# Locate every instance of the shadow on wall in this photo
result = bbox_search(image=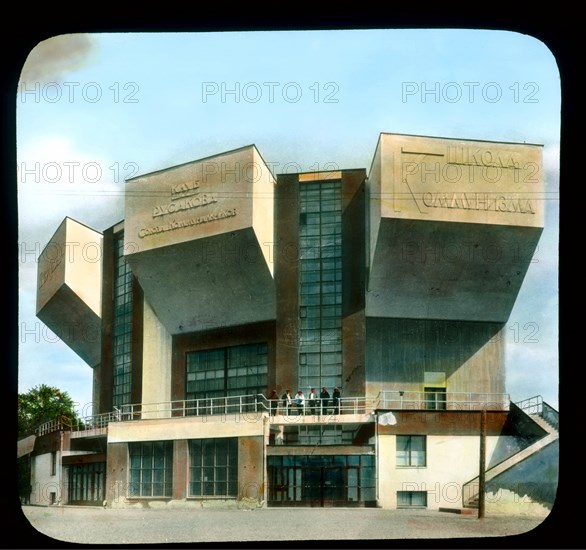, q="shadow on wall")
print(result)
[365,317,503,387]
[486,439,559,510]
